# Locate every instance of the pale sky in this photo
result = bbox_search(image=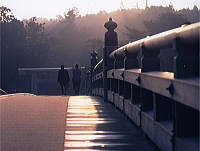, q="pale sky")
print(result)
[1,0,199,19]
